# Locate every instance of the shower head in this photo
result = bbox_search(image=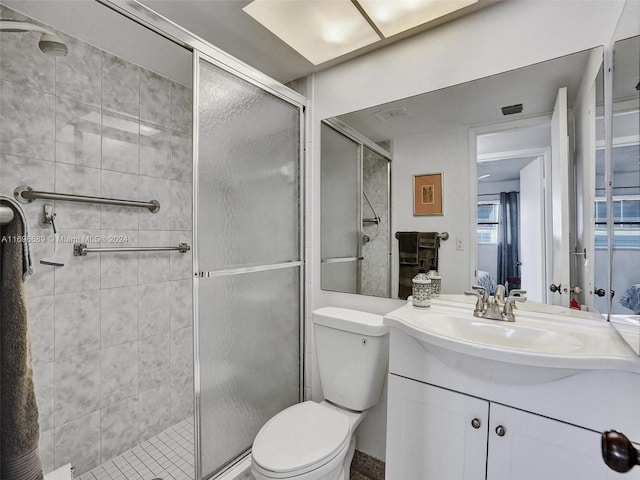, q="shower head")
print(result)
[0,20,68,56]
[38,33,68,56]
